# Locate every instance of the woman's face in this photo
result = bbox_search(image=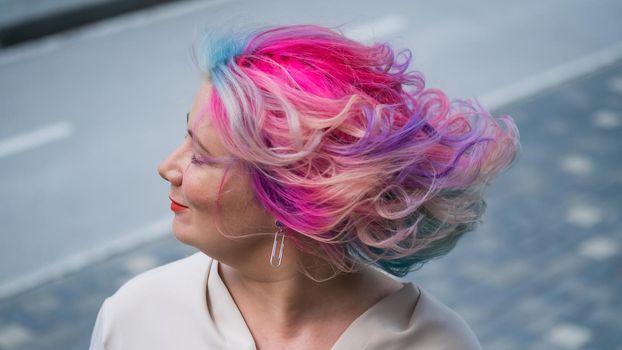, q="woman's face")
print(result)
[158,82,276,262]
